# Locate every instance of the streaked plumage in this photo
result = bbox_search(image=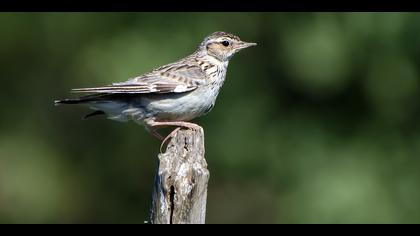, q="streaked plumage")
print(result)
[55,31,256,140]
